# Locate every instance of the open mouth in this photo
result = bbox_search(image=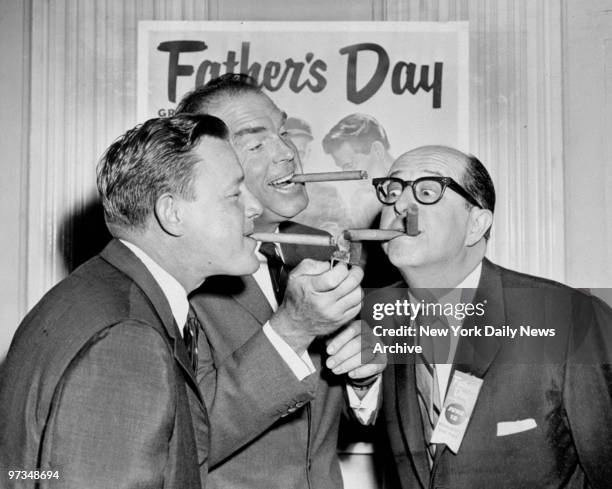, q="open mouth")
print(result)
[268,173,297,189]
